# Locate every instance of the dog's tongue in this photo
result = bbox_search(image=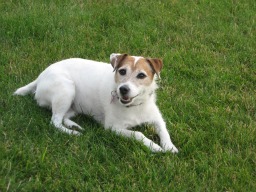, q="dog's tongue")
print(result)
[122,96,129,101]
